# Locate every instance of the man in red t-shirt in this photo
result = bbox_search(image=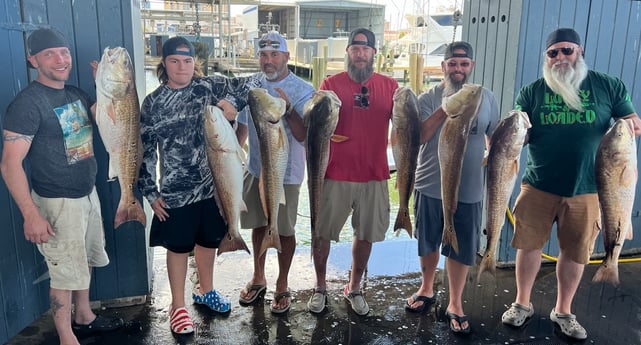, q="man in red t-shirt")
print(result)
[306,28,399,316]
